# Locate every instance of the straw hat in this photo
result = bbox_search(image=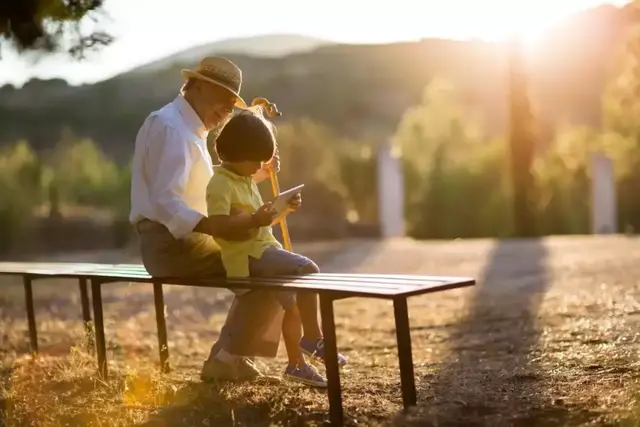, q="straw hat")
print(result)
[180,57,247,108]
